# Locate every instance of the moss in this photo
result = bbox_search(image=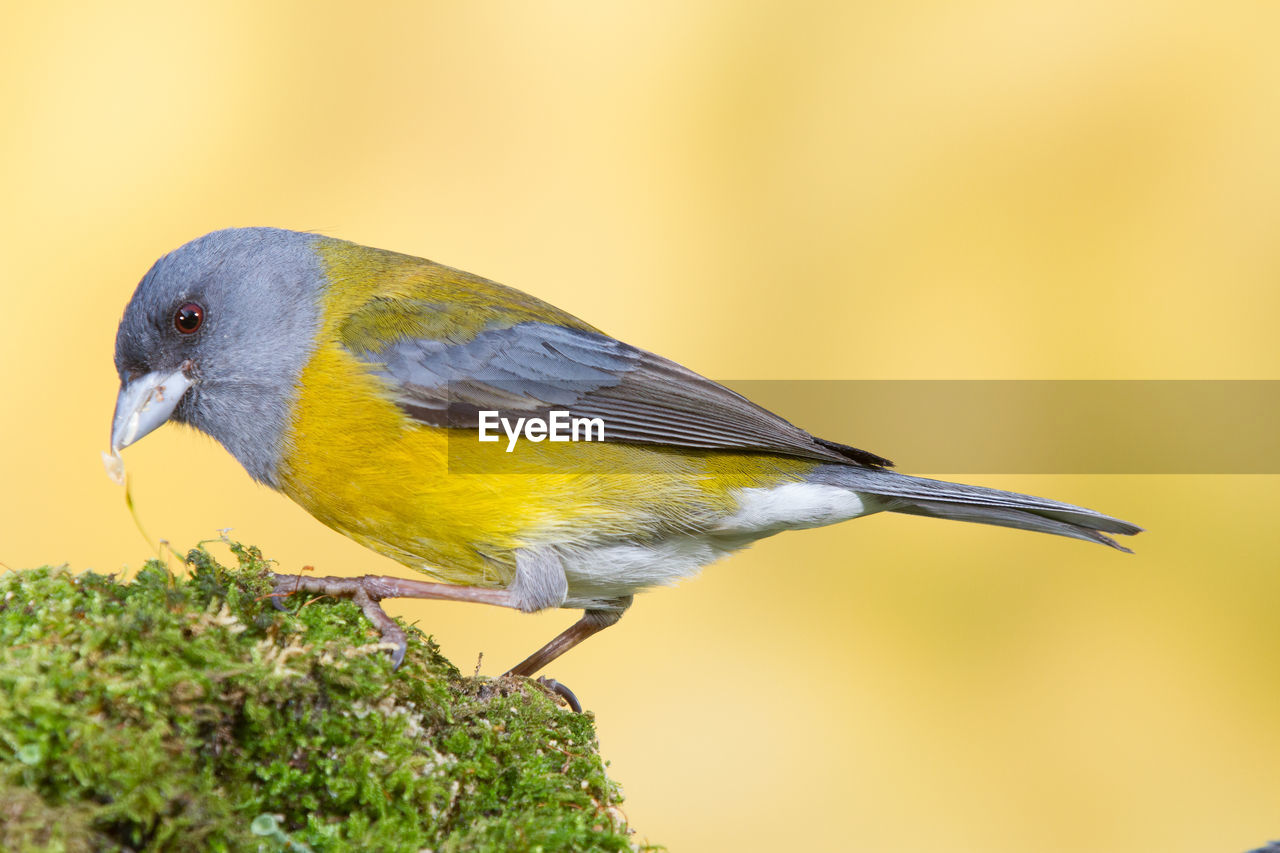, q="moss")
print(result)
[0,544,654,852]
